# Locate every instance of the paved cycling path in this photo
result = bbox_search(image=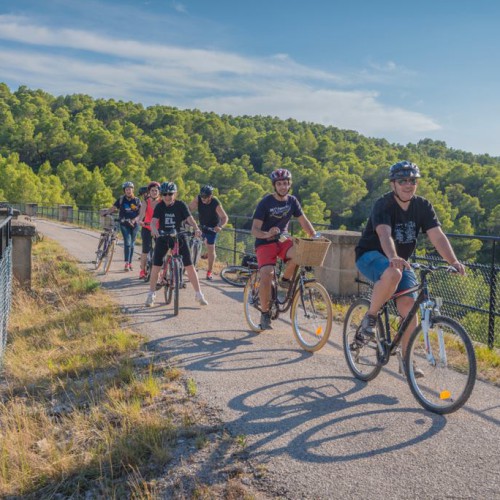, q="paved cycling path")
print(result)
[36,219,500,499]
